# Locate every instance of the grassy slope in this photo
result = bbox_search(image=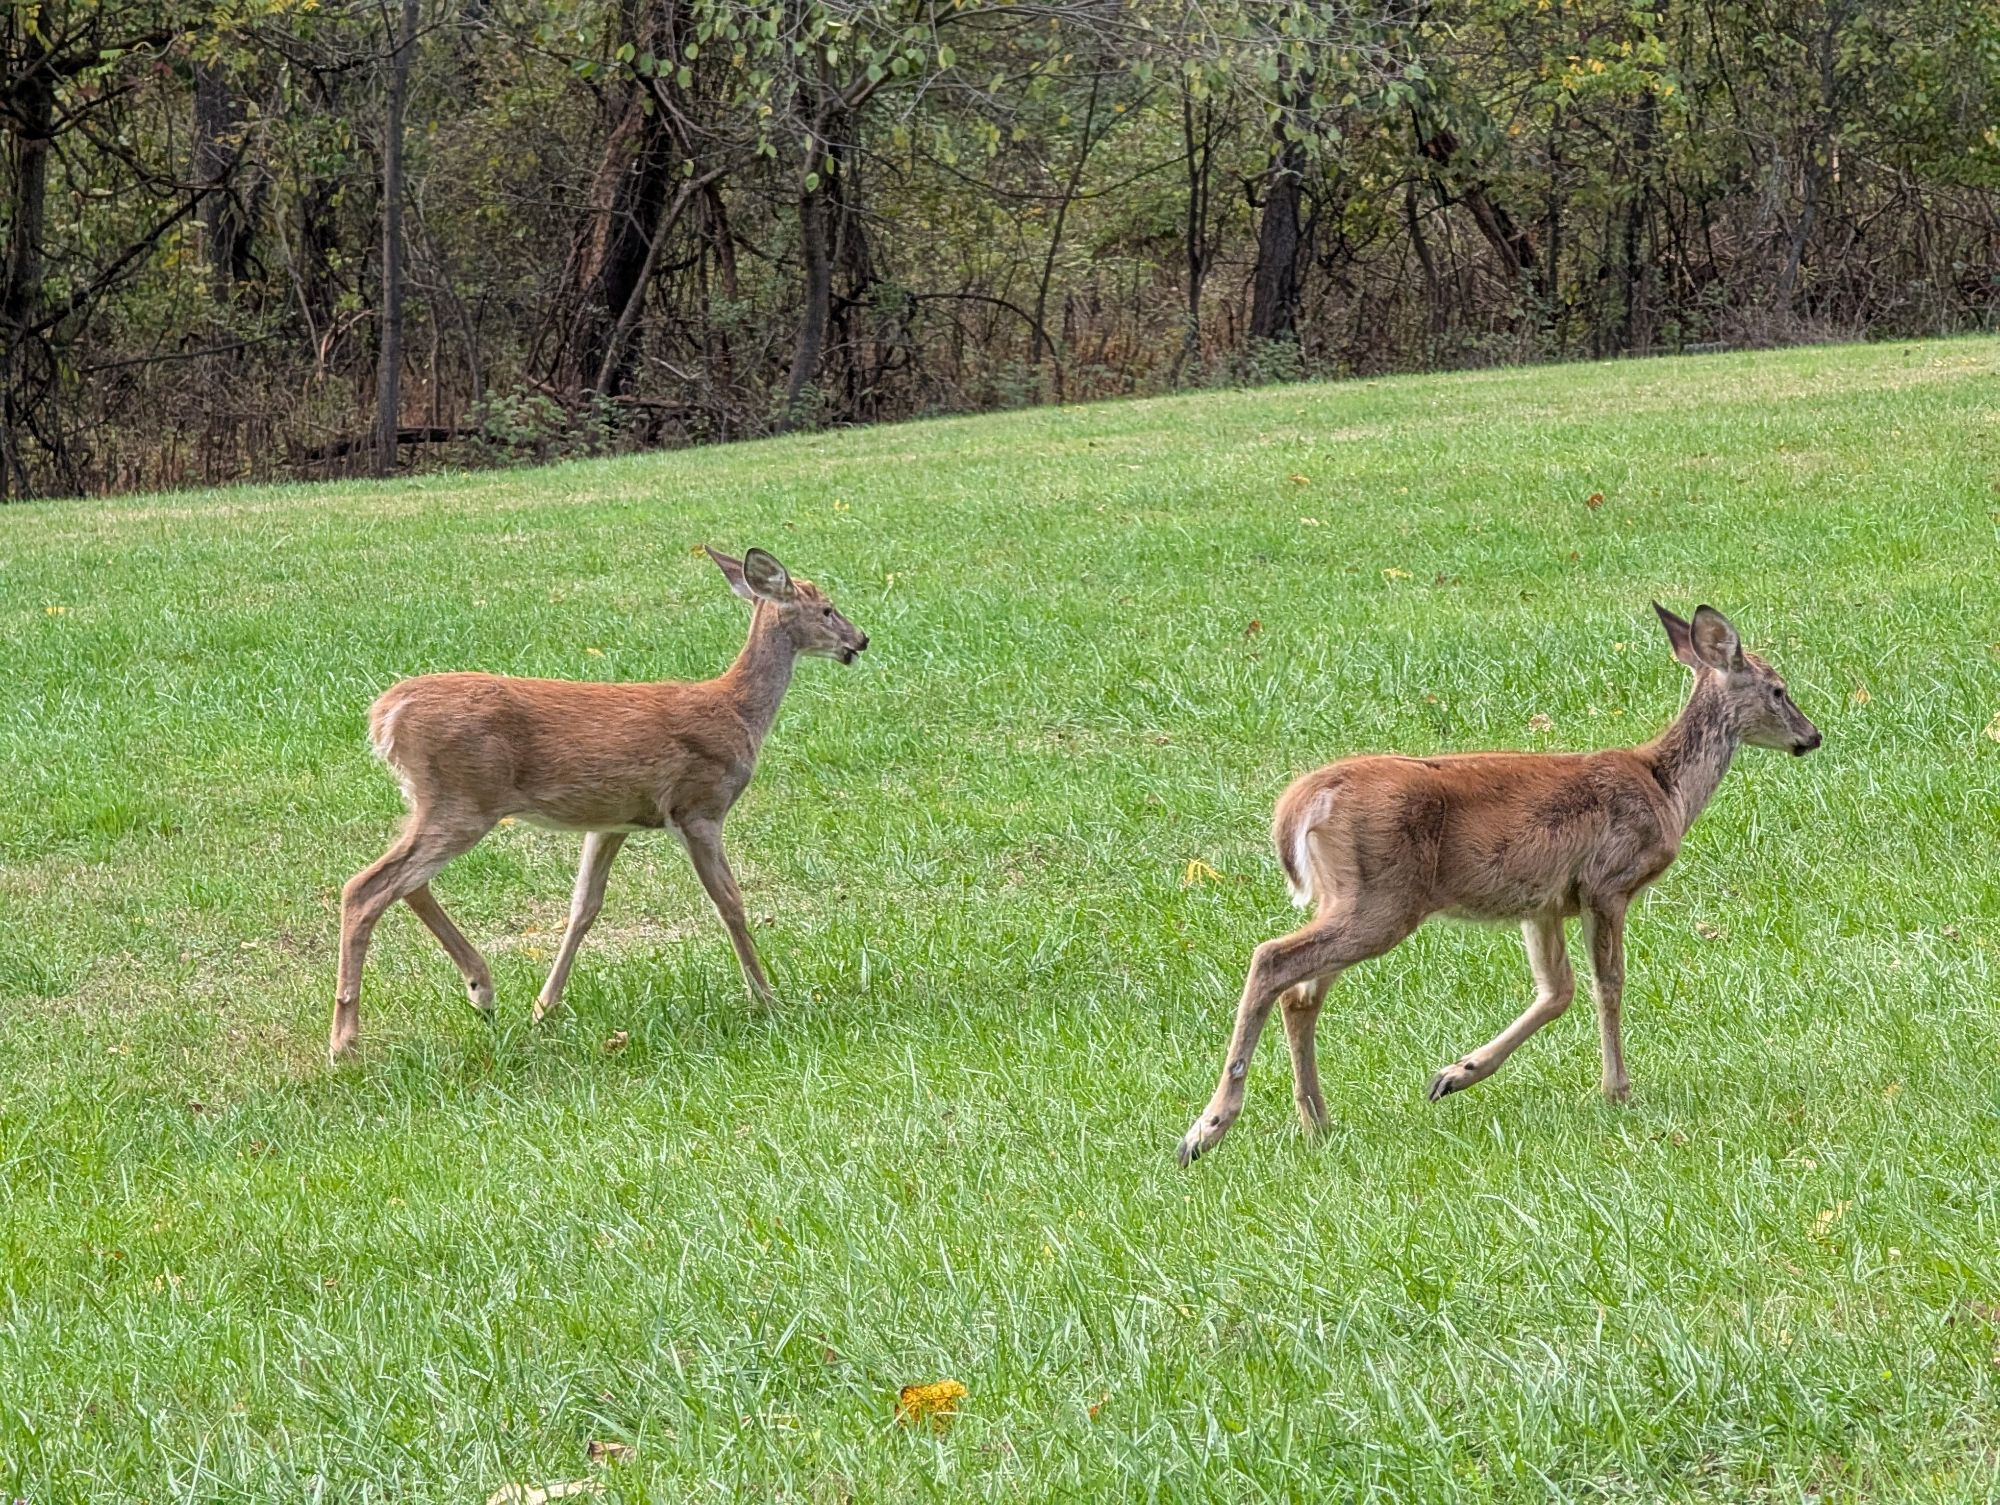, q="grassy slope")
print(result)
[1,340,1997,1501]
